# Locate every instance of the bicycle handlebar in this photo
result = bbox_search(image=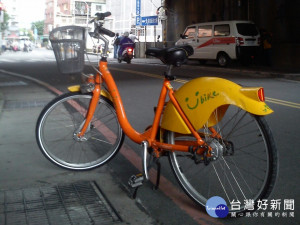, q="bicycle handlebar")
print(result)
[89,12,111,23]
[96,12,111,20]
[89,11,115,37]
[88,12,116,57]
